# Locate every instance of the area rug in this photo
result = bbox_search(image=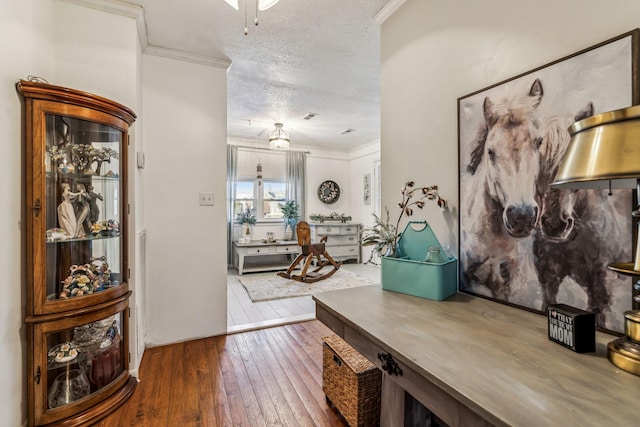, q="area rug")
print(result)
[238,269,377,302]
